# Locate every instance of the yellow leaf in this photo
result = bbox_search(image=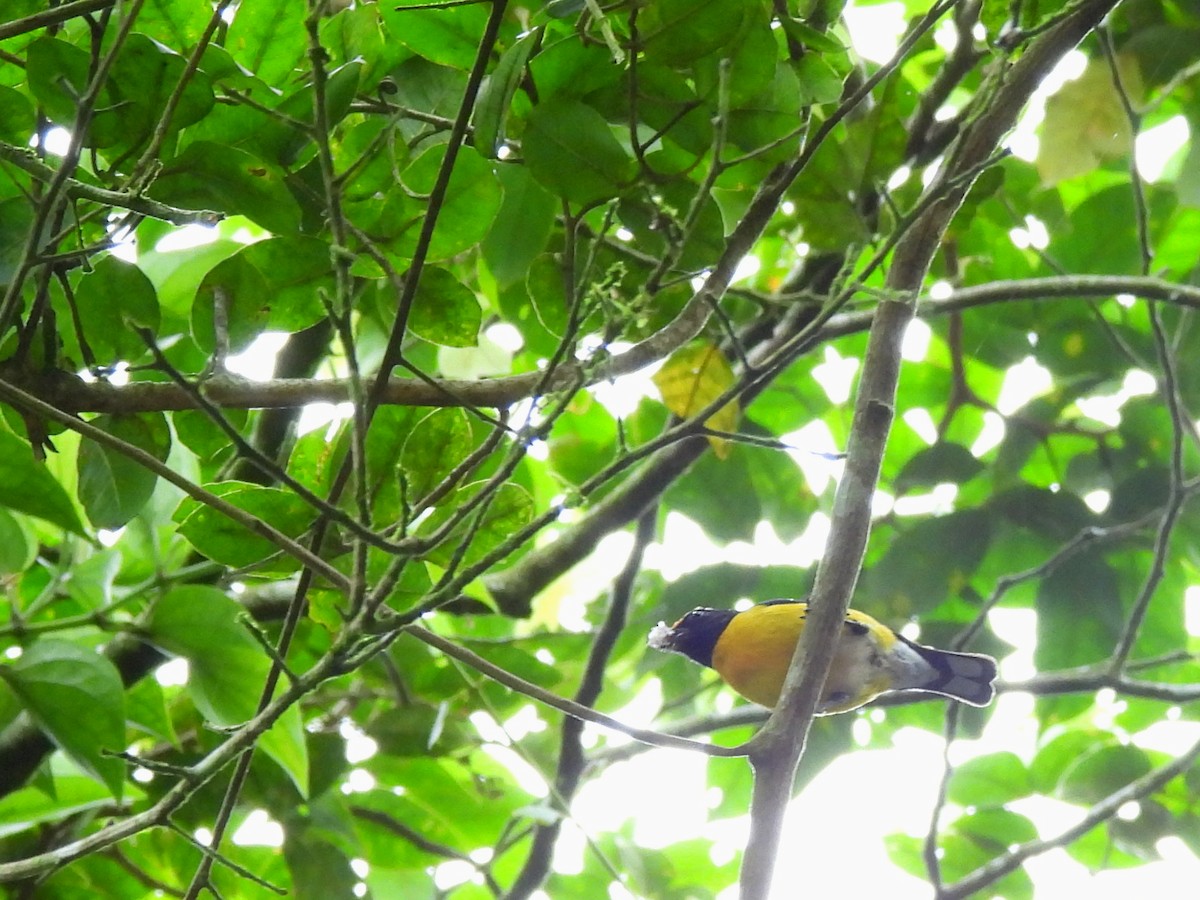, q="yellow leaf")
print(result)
[1036,54,1143,185]
[652,341,740,459]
